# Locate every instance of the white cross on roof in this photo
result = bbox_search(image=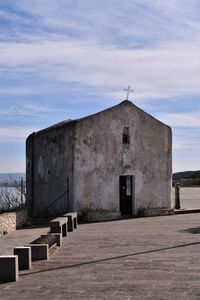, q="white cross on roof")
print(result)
[123,85,134,100]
